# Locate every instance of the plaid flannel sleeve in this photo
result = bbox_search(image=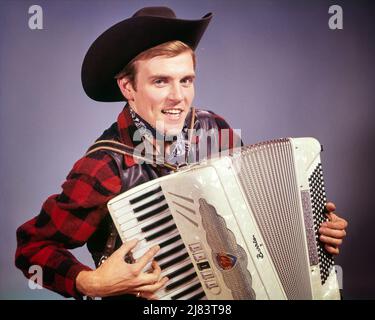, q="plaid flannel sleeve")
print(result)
[15,151,122,299]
